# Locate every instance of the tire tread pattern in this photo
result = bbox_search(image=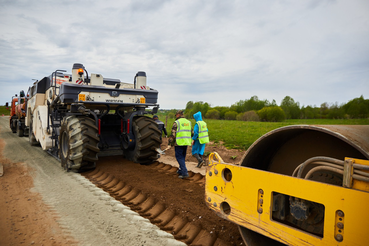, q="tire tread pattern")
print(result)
[124,116,161,164]
[59,116,100,172]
